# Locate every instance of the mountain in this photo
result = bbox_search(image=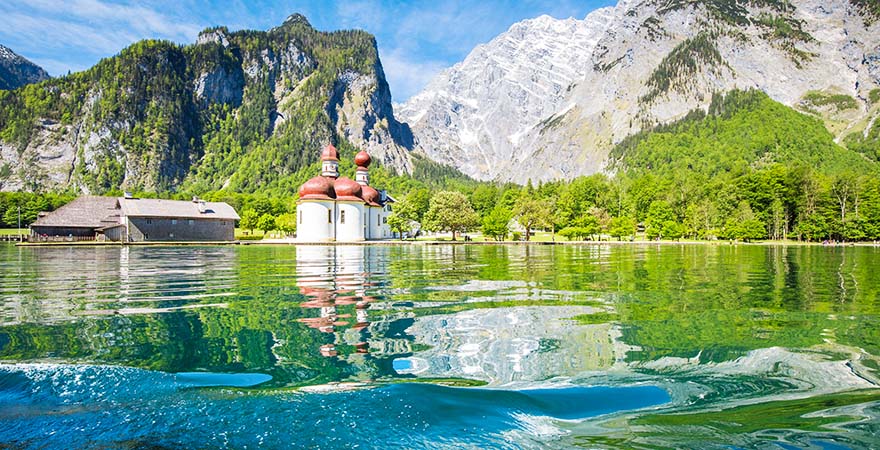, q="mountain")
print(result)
[399,0,880,183]
[0,44,49,90]
[0,14,413,194]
